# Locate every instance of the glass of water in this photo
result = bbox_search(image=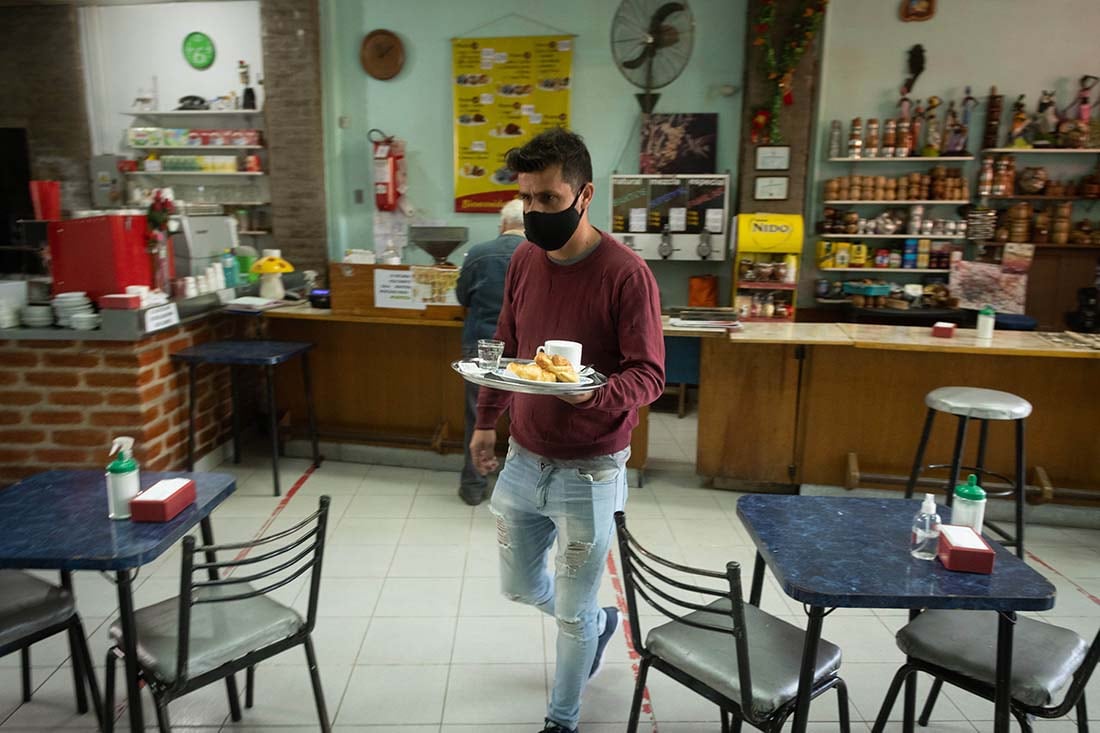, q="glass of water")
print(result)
[478,339,504,370]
